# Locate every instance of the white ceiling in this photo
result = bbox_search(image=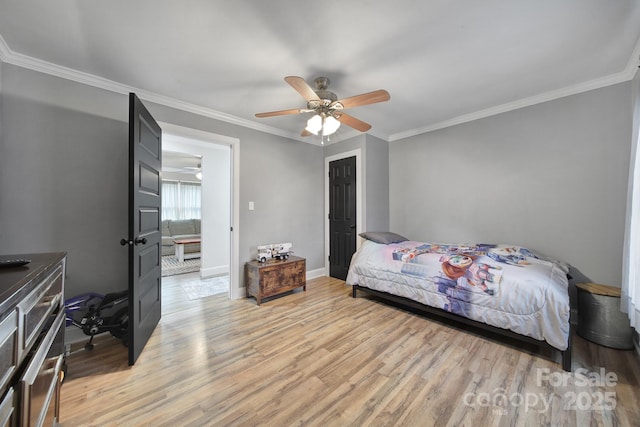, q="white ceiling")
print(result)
[1,1,639,144]
[163,151,201,175]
